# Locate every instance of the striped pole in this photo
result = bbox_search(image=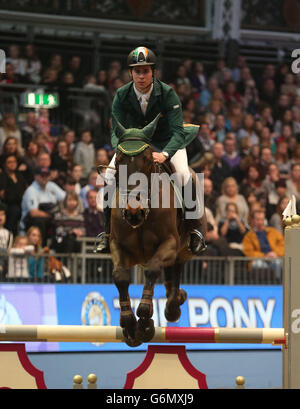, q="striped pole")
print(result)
[0,325,285,345]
